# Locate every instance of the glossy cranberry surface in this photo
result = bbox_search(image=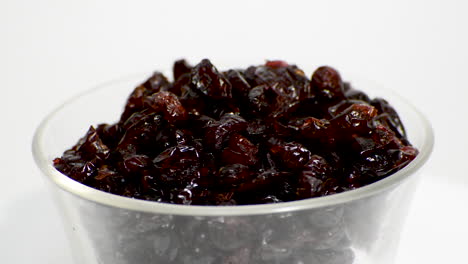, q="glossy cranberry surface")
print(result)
[54,59,418,205]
